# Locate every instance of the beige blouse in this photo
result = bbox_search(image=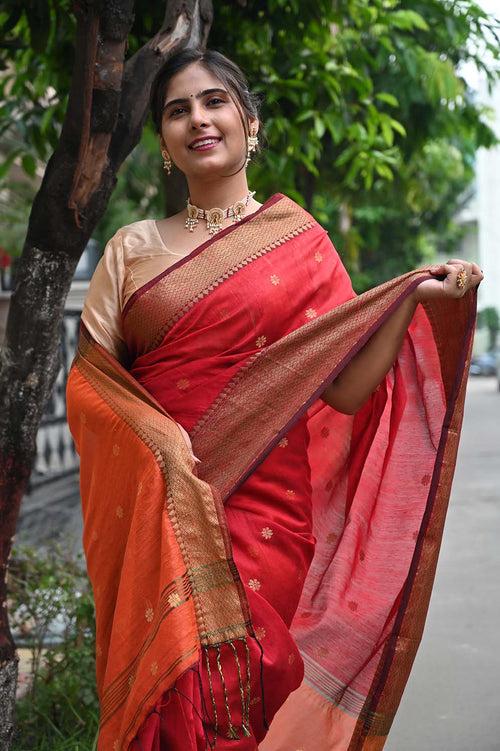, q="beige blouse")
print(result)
[81,219,200,462]
[81,219,189,361]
